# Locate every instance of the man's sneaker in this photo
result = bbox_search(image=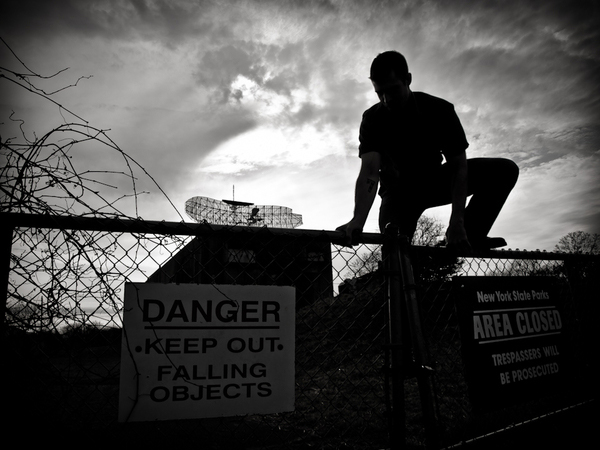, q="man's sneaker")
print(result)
[470,236,507,250]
